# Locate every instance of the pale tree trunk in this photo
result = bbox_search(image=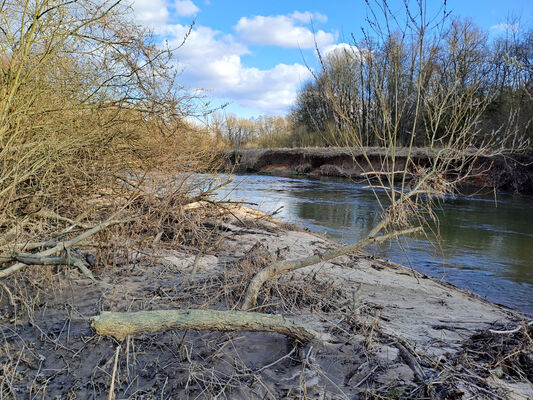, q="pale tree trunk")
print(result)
[91,309,331,343]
